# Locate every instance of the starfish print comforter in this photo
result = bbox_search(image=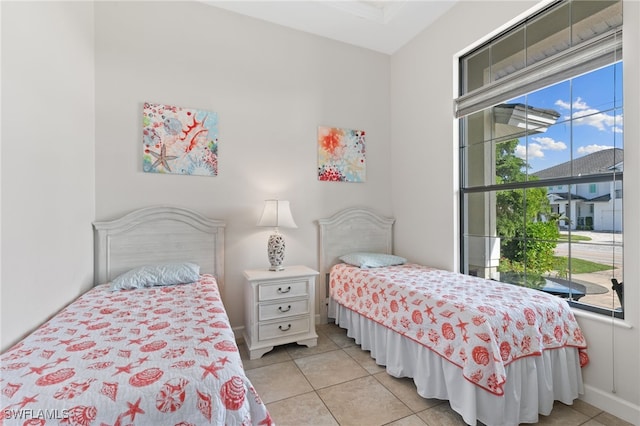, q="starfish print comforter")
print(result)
[330,263,589,396]
[0,275,272,426]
